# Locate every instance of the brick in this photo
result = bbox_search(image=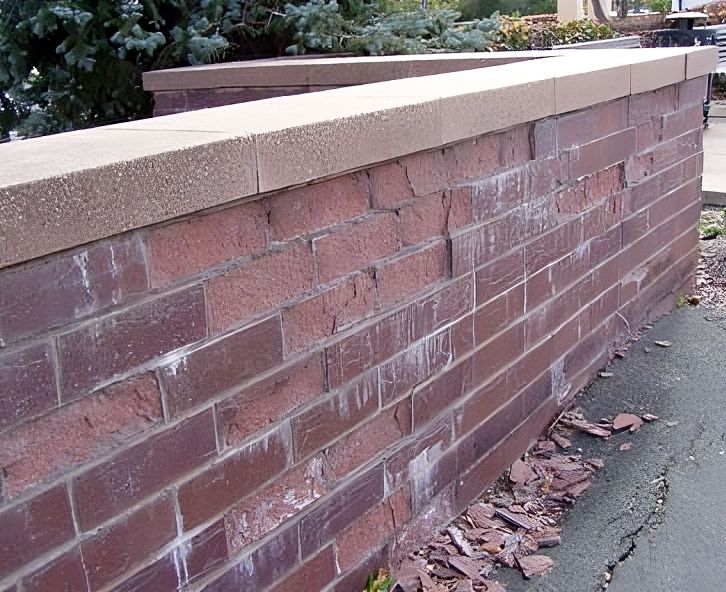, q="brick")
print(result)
[550,243,591,294]
[446,187,475,232]
[299,465,385,558]
[147,200,267,286]
[153,90,188,113]
[368,162,413,208]
[552,314,582,357]
[661,104,703,141]
[525,267,554,313]
[184,519,229,584]
[283,272,376,353]
[58,286,205,400]
[412,358,473,429]
[401,150,448,196]
[0,341,57,431]
[397,194,448,247]
[507,338,553,396]
[649,179,700,230]
[629,86,677,126]
[379,330,451,405]
[625,129,701,184]
[323,401,412,480]
[336,503,395,571]
[292,372,377,460]
[443,136,500,182]
[273,545,337,592]
[178,425,289,530]
[112,553,179,592]
[525,218,583,275]
[635,120,662,153]
[528,157,567,200]
[225,456,328,554]
[533,117,557,158]
[0,235,147,345]
[451,315,474,360]
[0,485,75,578]
[269,173,369,240]
[207,241,314,332]
[451,211,523,275]
[315,214,400,283]
[0,373,162,499]
[22,546,88,592]
[472,322,525,384]
[678,76,707,108]
[455,372,508,437]
[217,354,325,448]
[558,98,628,148]
[474,285,524,345]
[563,328,608,381]
[160,316,283,419]
[412,276,474,338]
[569,128,636,180]
[376,241,448,307]
[332,543,390,592]
[73,409,216,531]
[386,415,452,490]
[583,194,622,240]
[205,526,299,592]
[81,494,178,591]
[499,125,532,168]
[590,284,620,328]
[471,168,527,222]
[590,225,622,266]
